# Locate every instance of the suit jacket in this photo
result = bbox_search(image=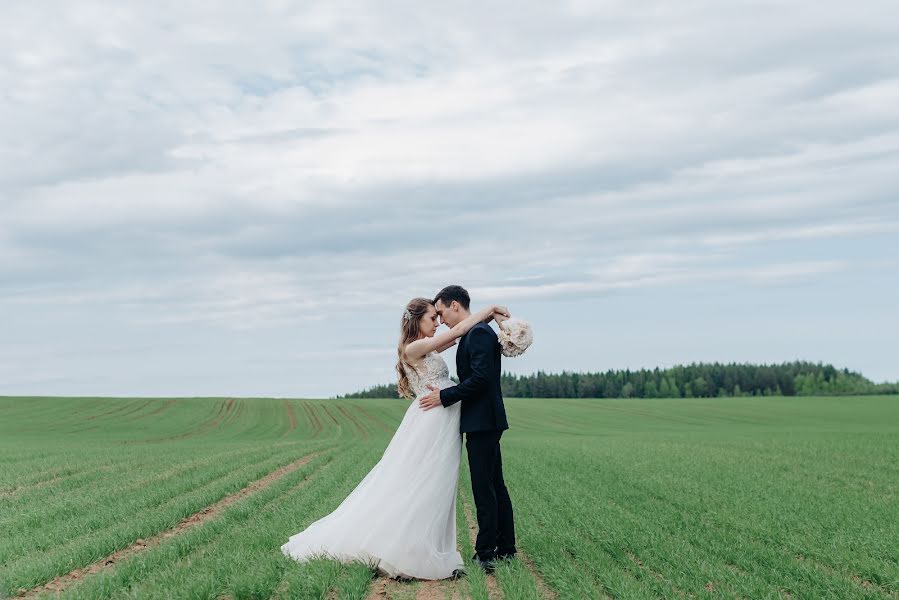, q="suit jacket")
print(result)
[439,322,509,433]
